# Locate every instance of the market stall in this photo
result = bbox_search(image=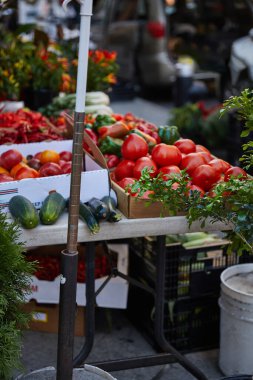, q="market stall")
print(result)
[17,214,231,380]
[0,1,253,380]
